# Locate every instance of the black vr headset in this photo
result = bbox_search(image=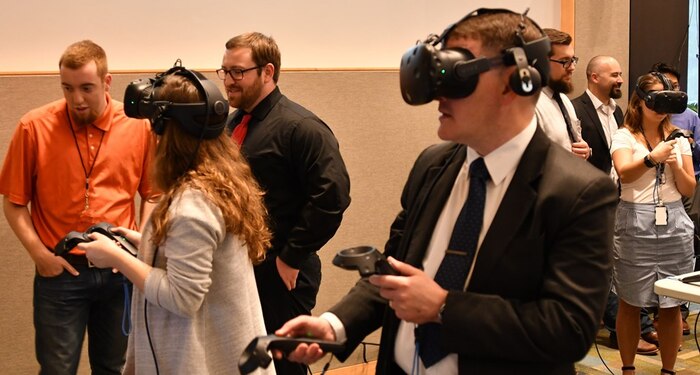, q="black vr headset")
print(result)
[124,61,229,139]
[635,71,688,114]
[399,8,551,105]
